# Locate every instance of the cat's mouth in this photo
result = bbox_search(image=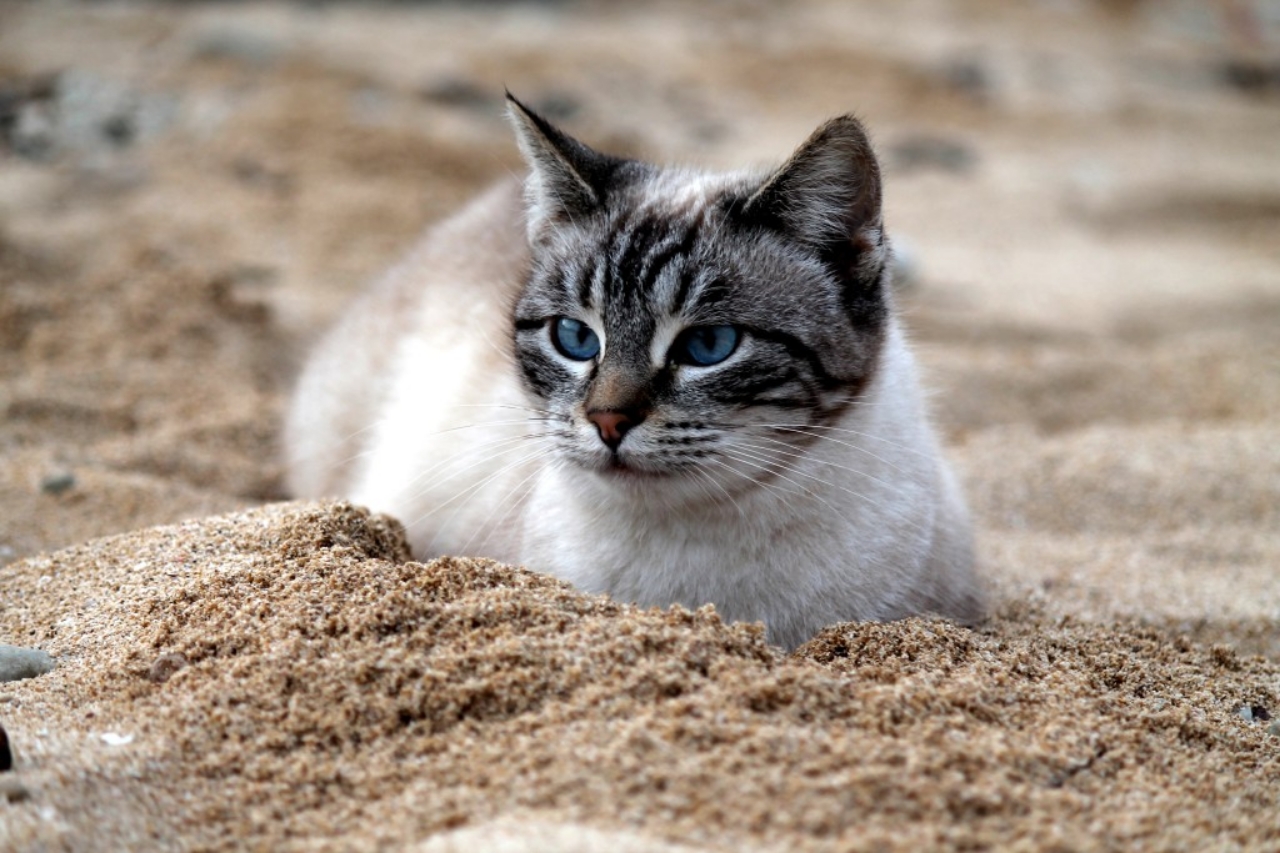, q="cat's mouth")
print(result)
[592,452,668,480]
[605,455,650,476]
